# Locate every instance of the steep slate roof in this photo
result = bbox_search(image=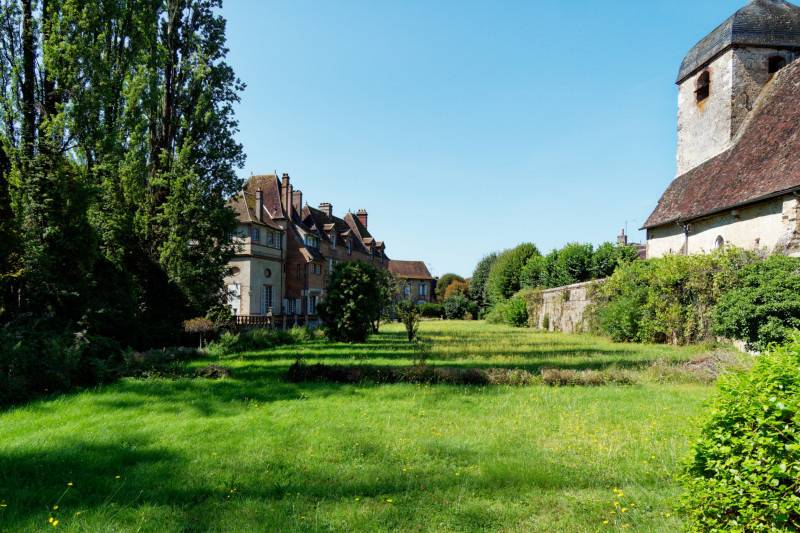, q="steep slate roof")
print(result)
[678,0,800,82]
[228,190,283,230]
[644,57,800,229]
[389,260,433,280]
